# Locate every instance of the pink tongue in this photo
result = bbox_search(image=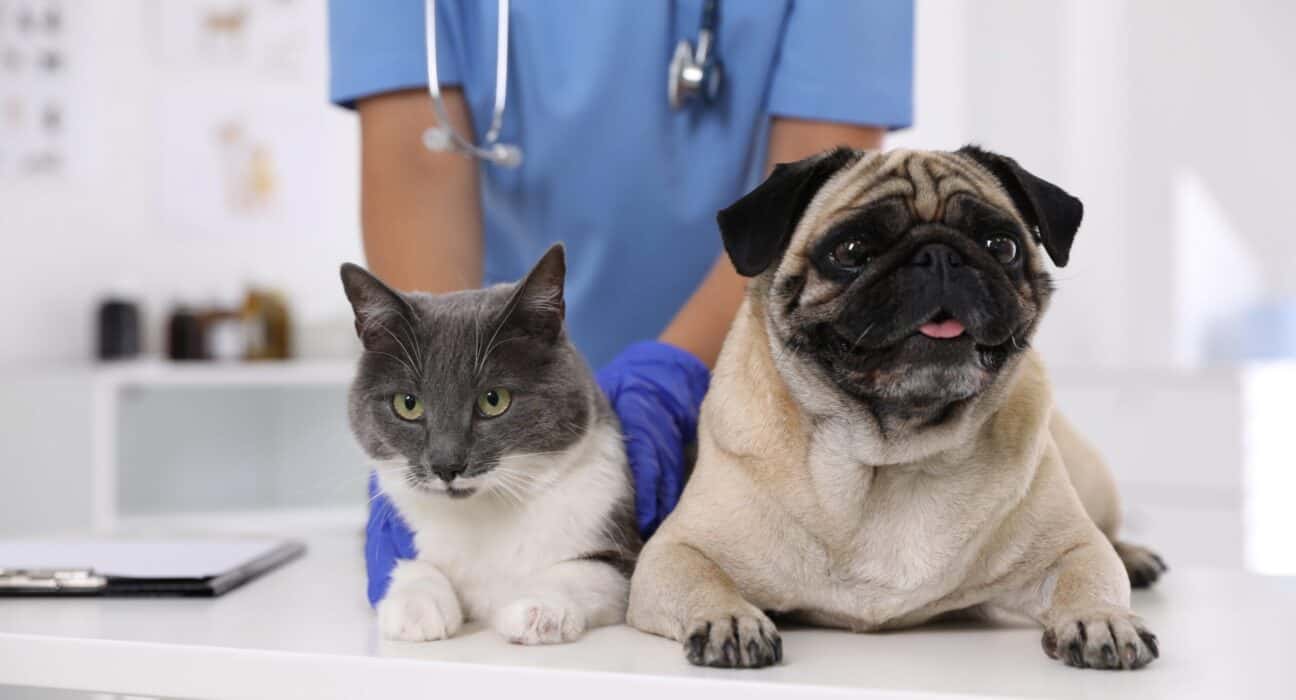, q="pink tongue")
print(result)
[919,318,966,339]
